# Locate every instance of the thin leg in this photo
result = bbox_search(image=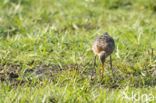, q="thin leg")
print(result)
[110,55,114,77]
[94,55,97,68]
[91,55,97,80]
[110,55,112,70]
[101,63,104,77]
